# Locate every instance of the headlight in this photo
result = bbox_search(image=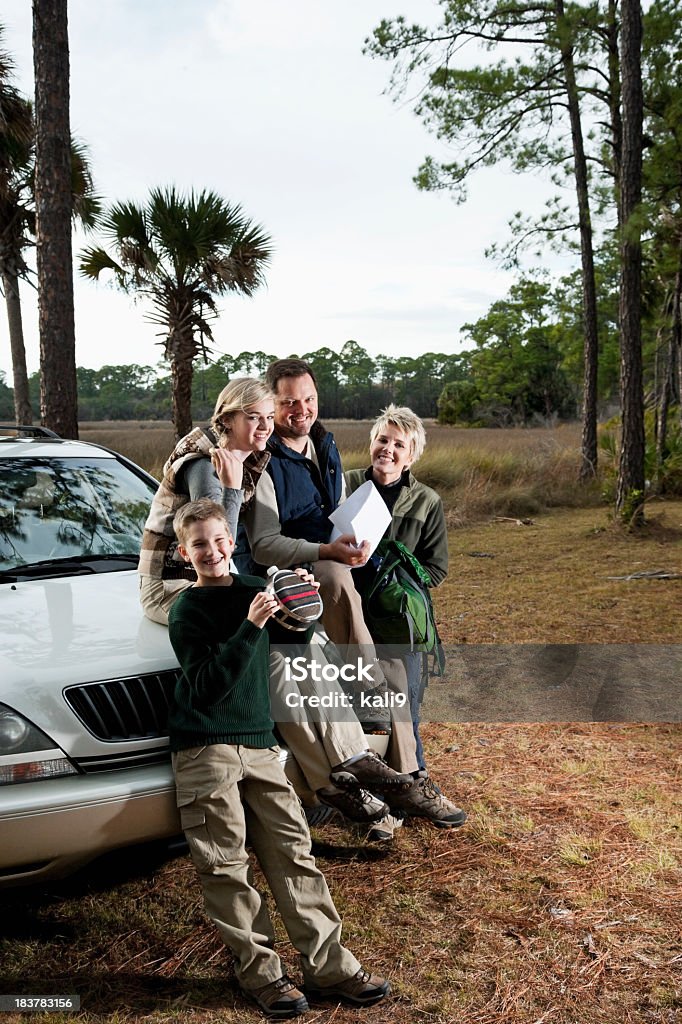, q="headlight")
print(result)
[0,711,30,750]
[0,707,54,754]
[0,704,78,784]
